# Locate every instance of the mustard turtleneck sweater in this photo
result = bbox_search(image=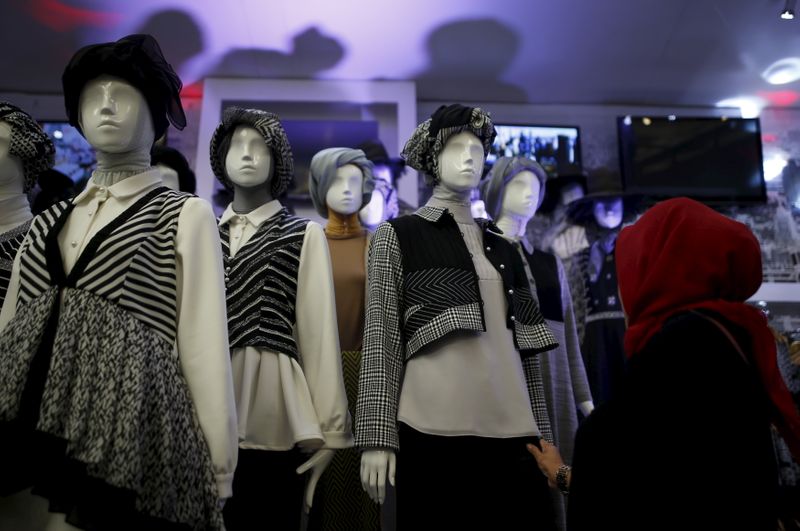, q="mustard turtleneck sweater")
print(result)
[325,210,369,351]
